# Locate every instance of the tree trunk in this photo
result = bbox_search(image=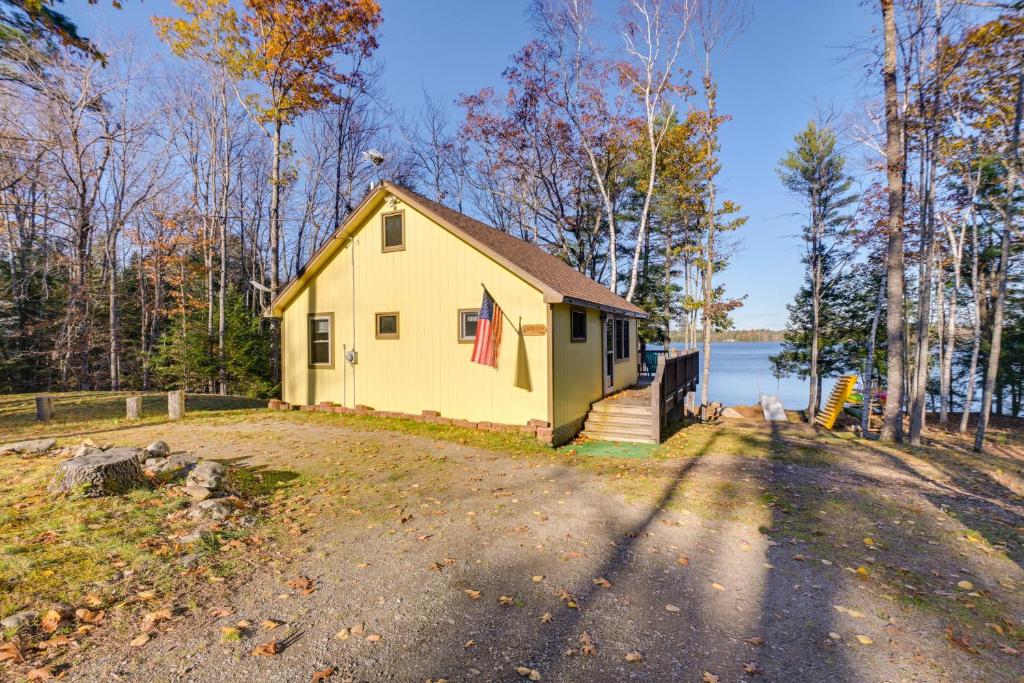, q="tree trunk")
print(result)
[959,219,982,433]
[862,278,885,437]
[974,55,1022,451]
[880,0,906,443]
